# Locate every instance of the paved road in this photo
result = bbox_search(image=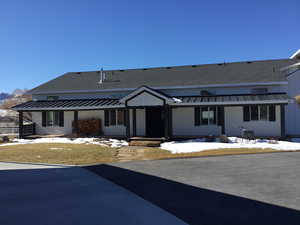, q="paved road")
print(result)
[87,152,300,225]
[0,162,186,225]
